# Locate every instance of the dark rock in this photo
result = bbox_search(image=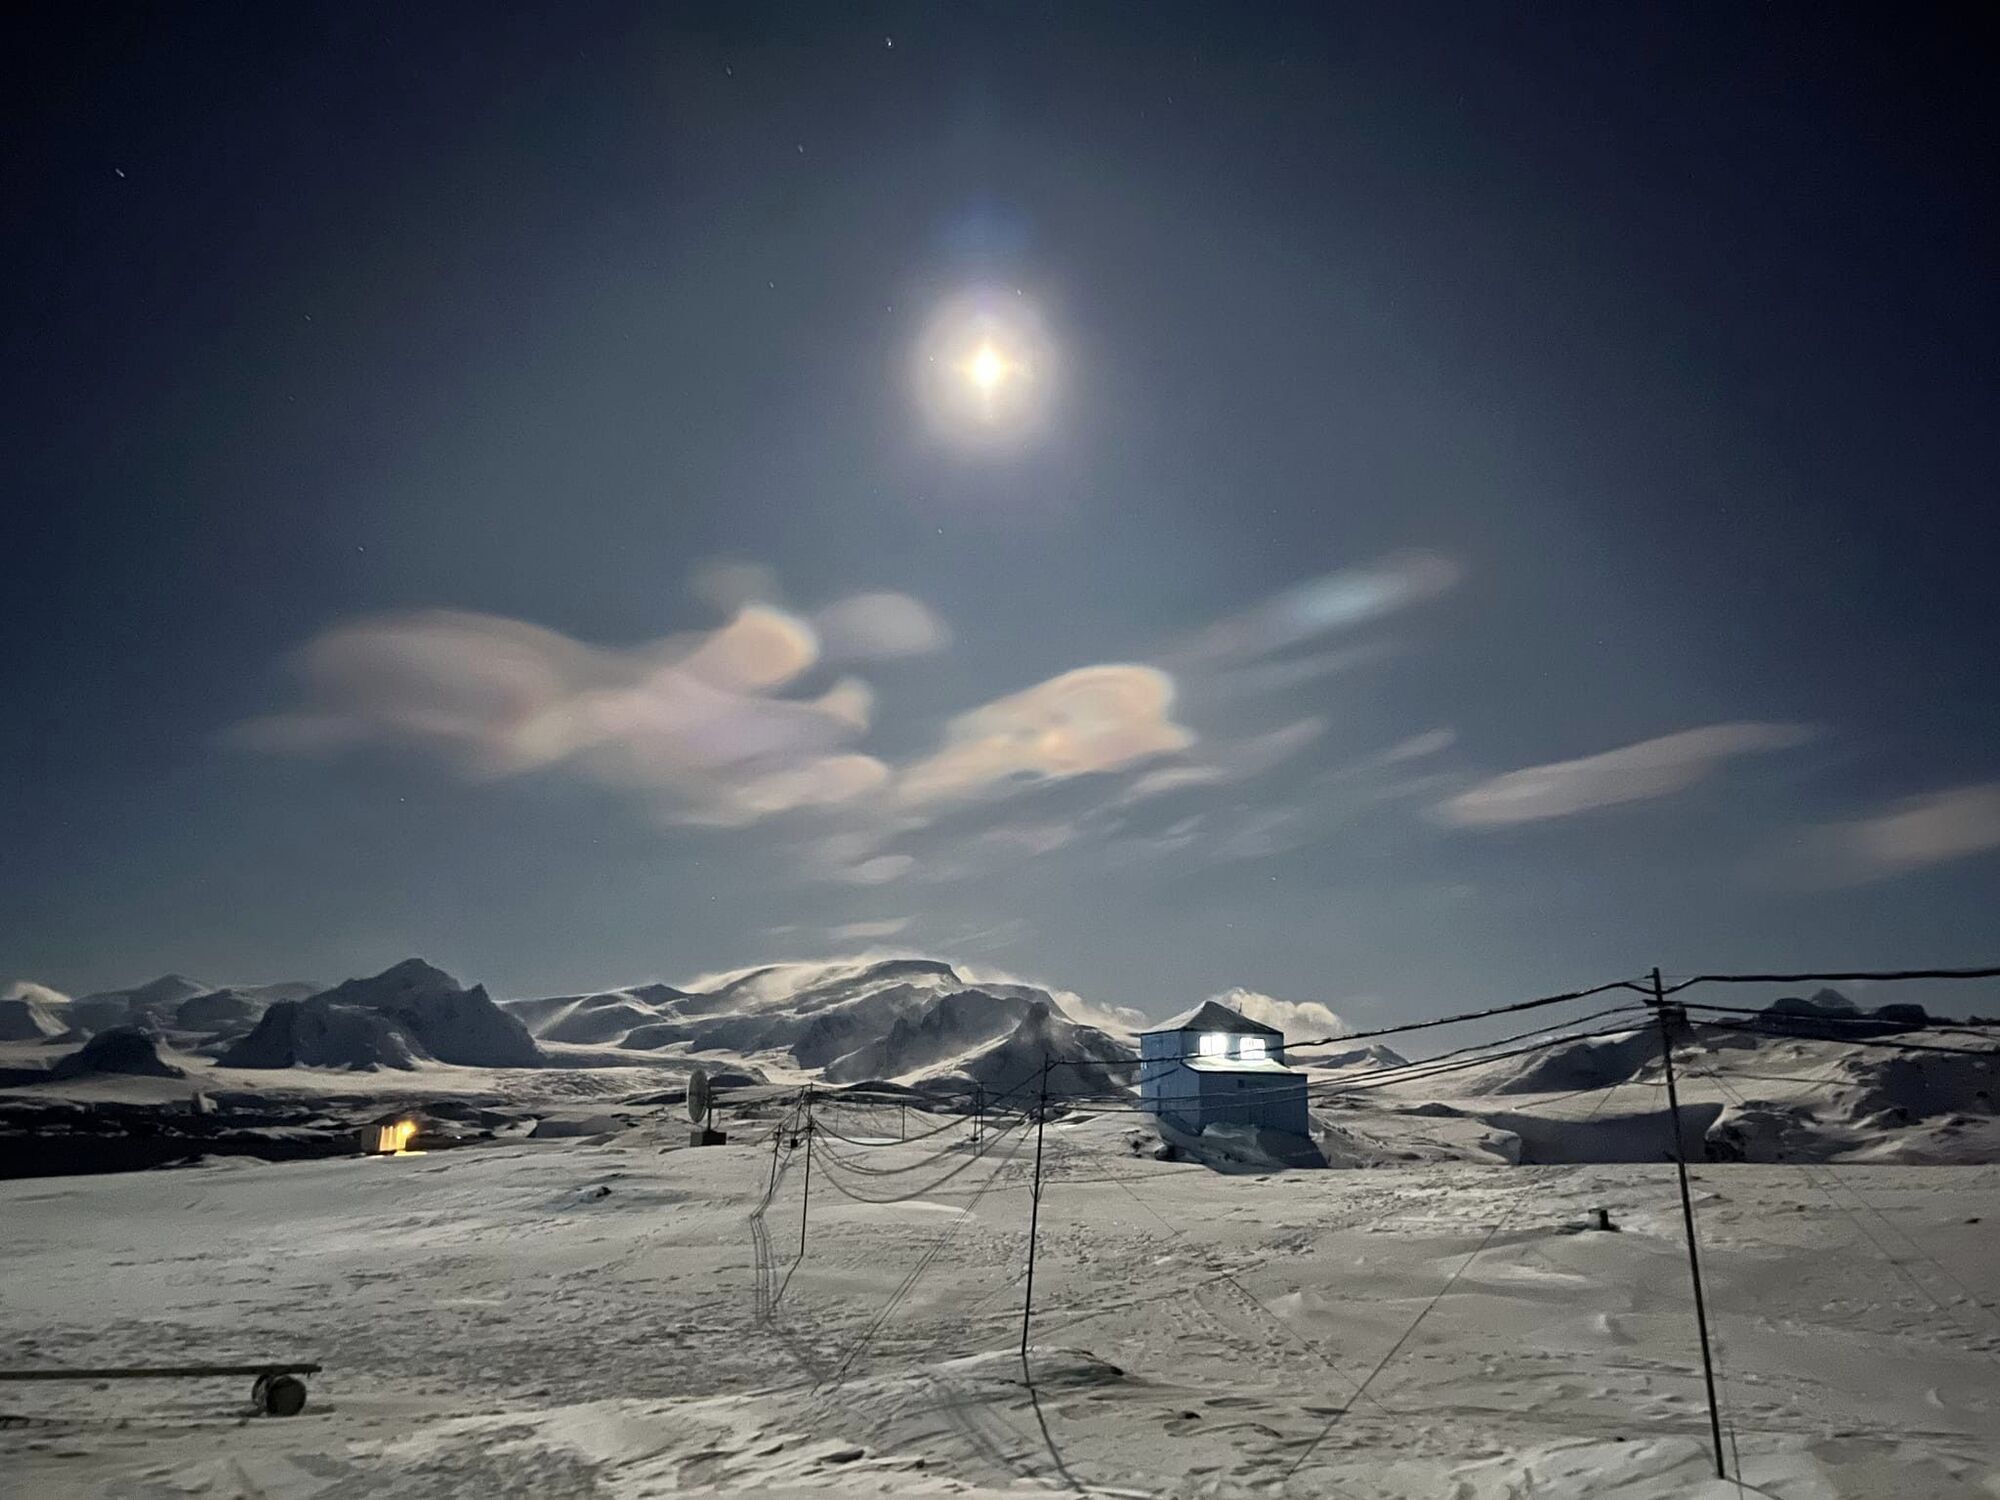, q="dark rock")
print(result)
[49,1027,183,1080]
